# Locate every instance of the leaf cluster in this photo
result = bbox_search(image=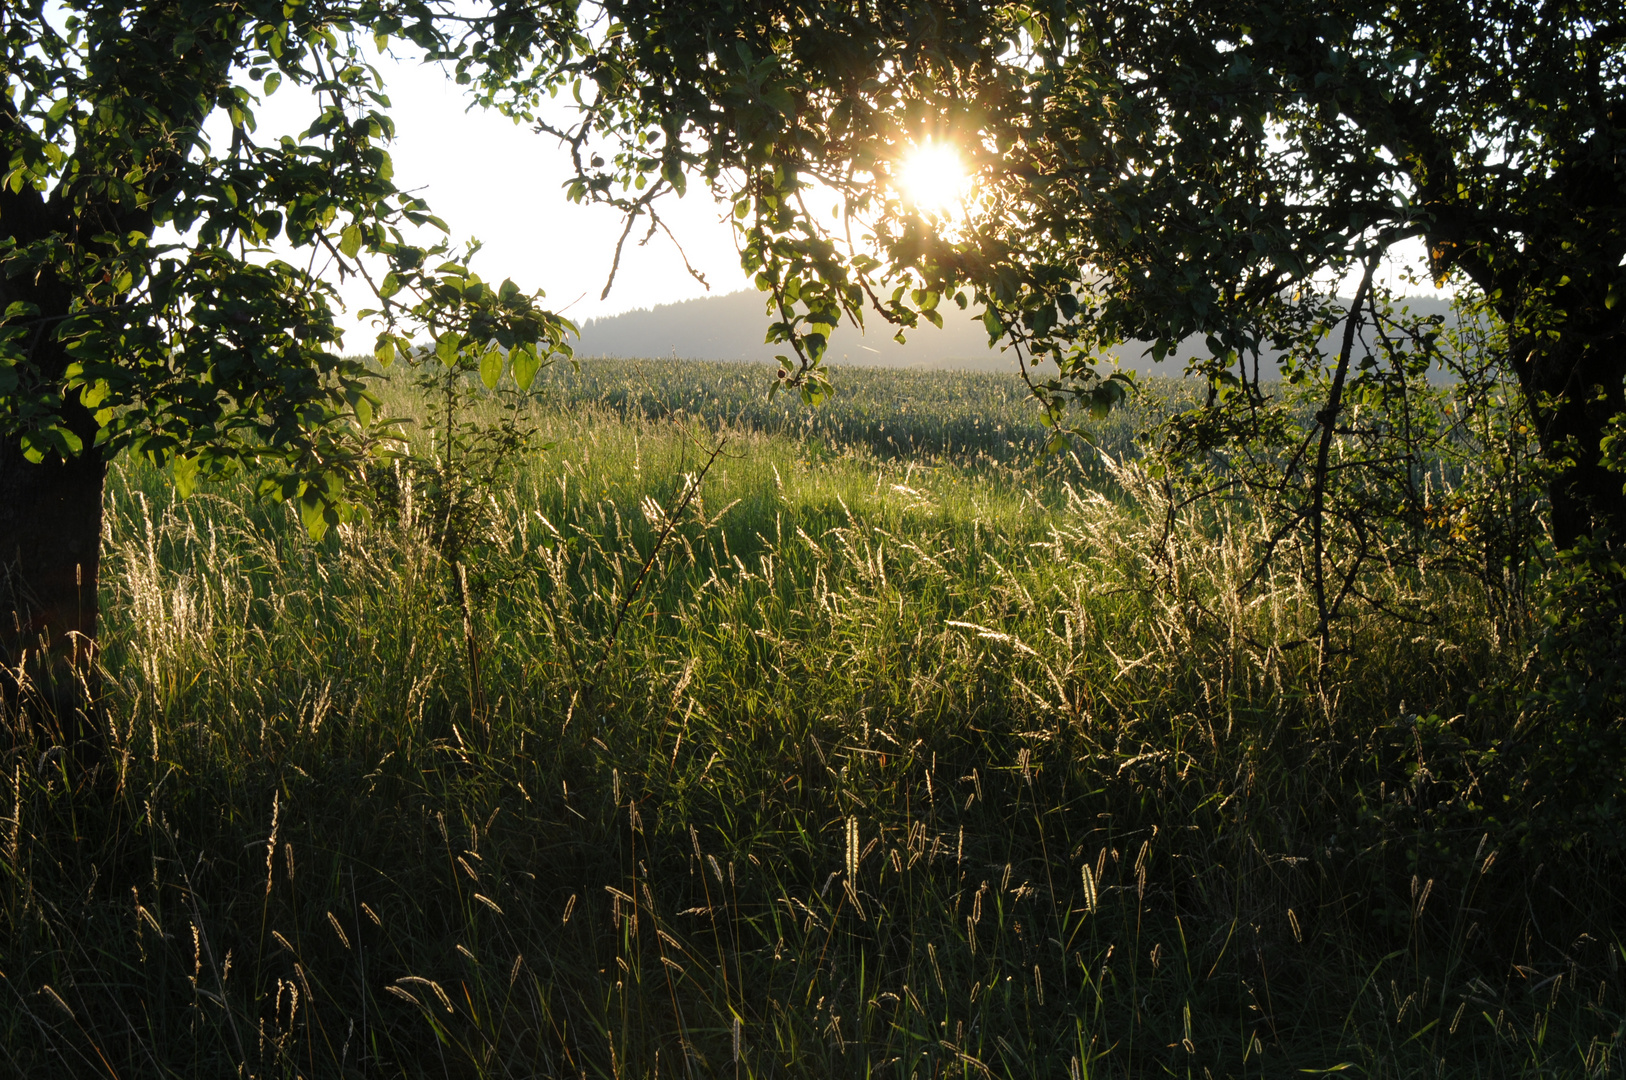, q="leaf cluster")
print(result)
[1,0,586,530]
